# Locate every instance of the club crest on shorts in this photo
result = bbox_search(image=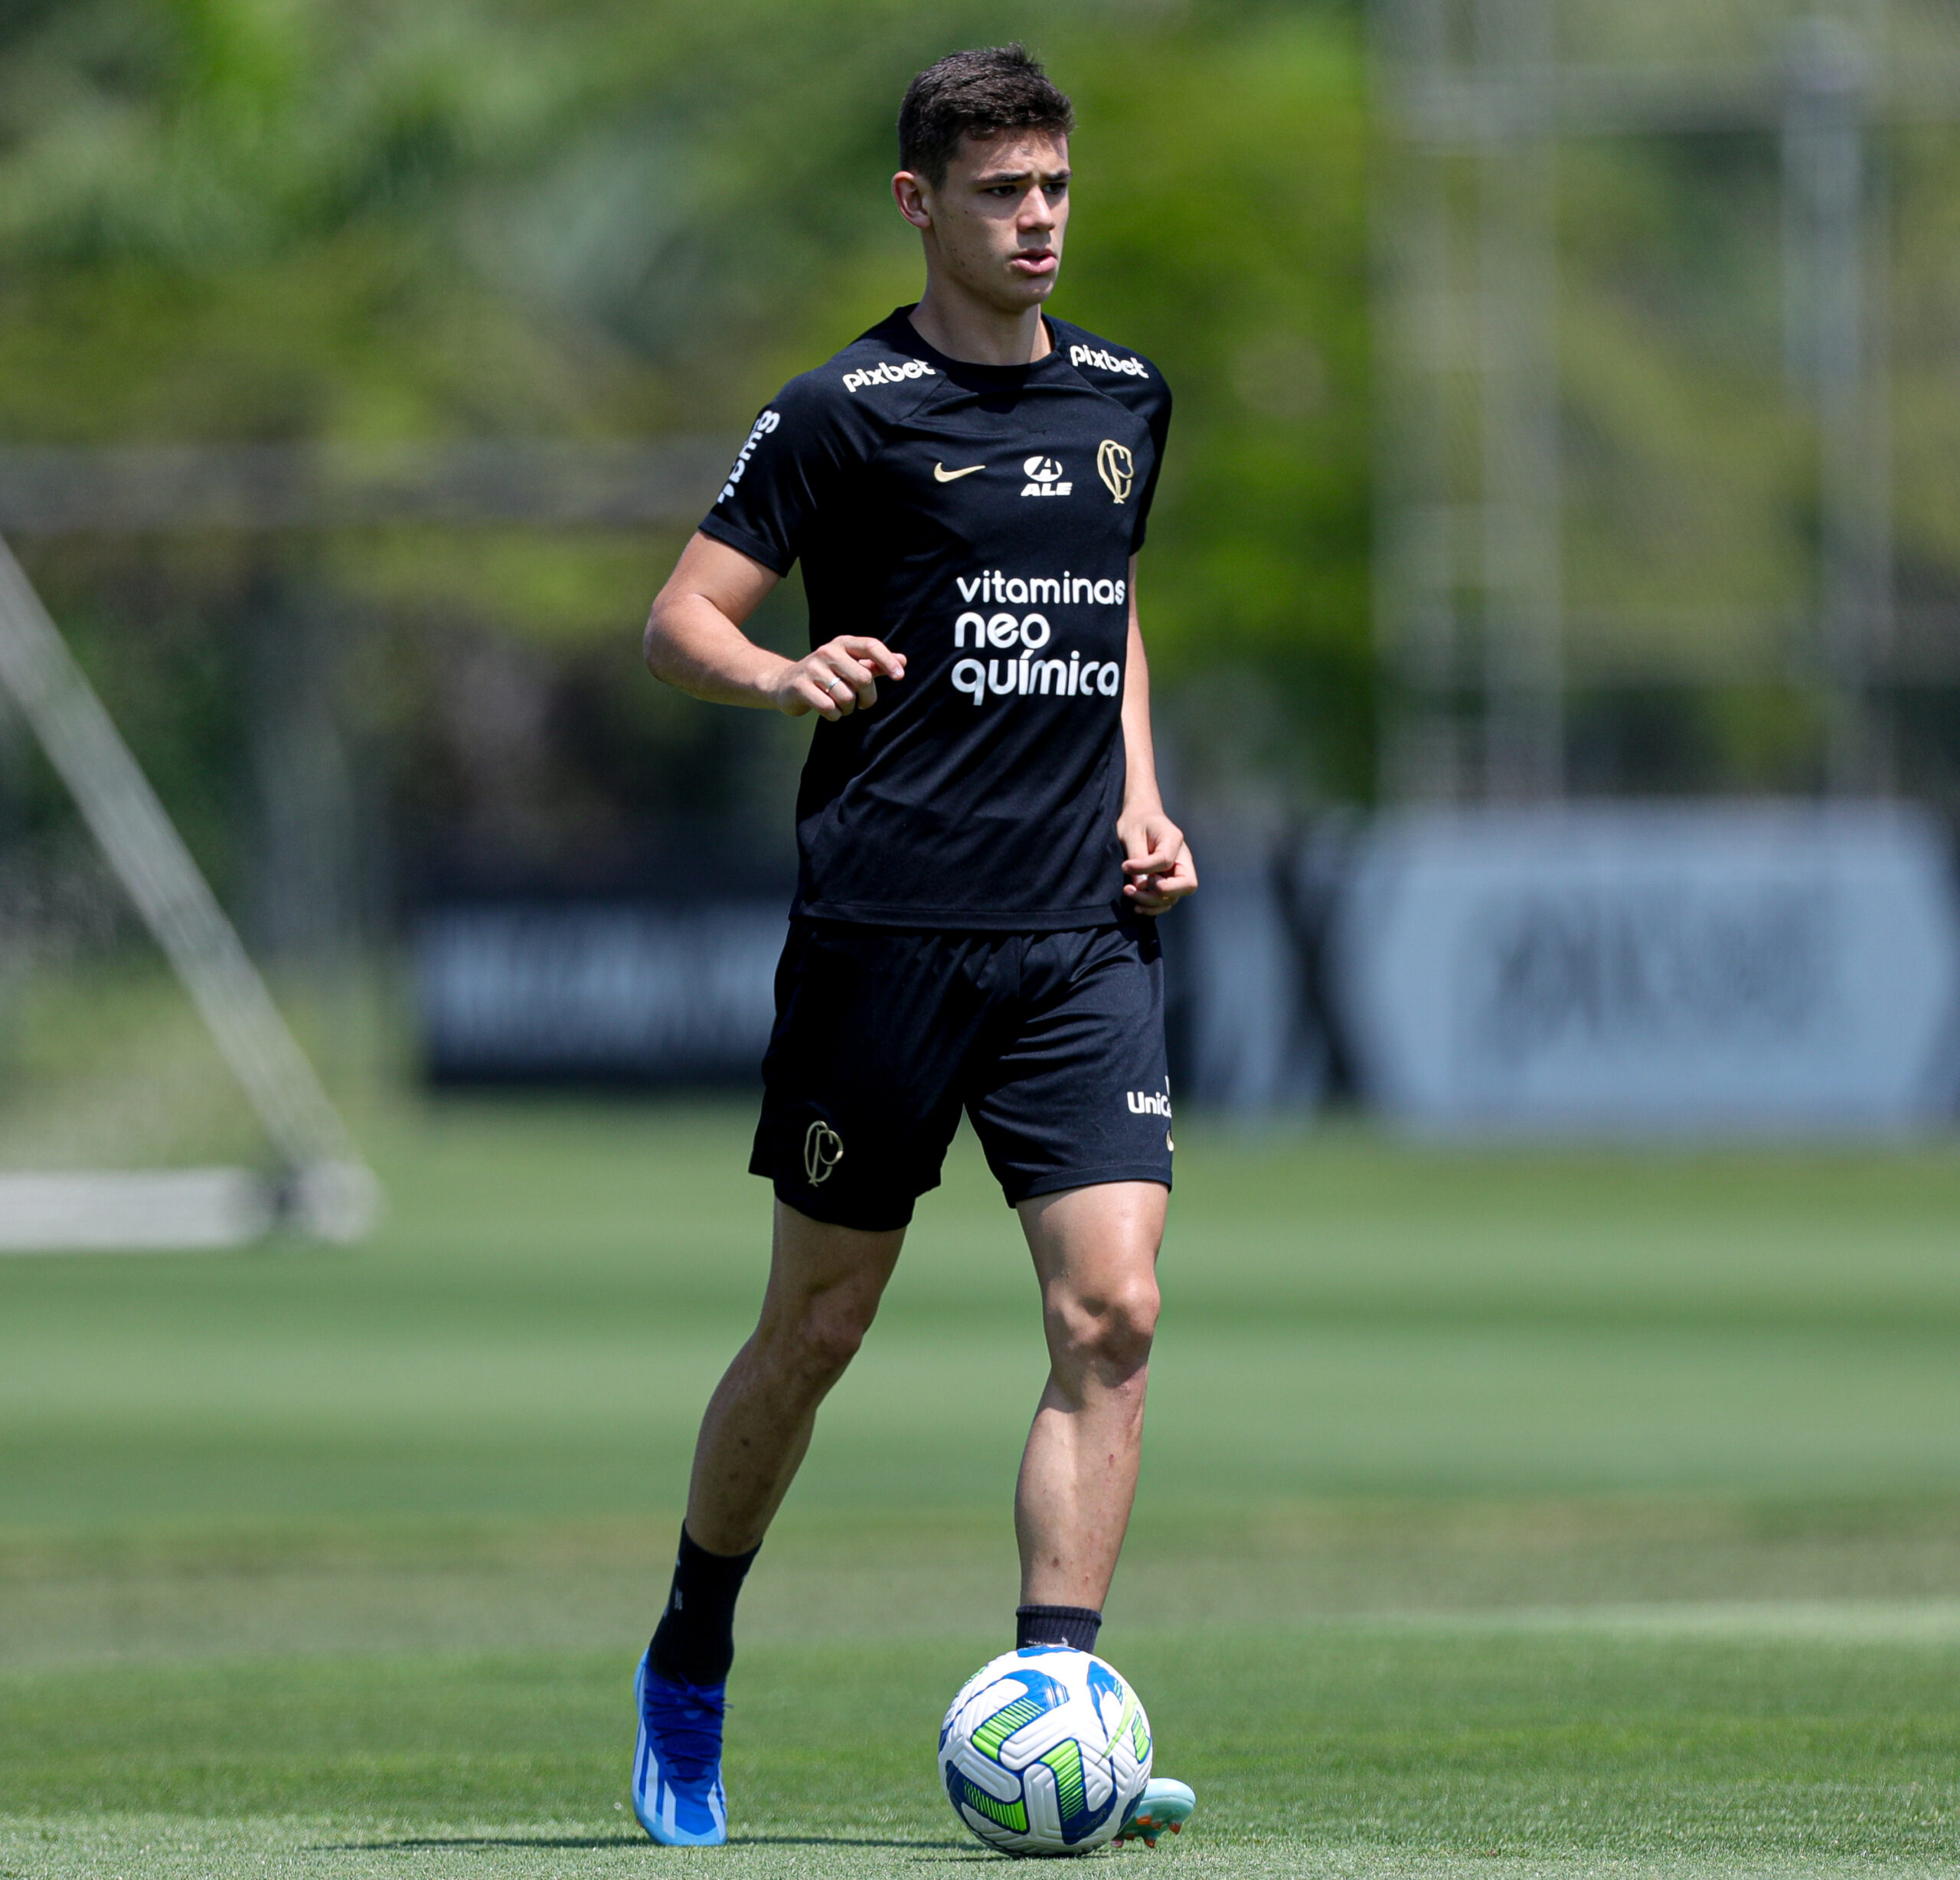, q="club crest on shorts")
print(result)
[1096,440,1135,503]
[802,1120,844,1186]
